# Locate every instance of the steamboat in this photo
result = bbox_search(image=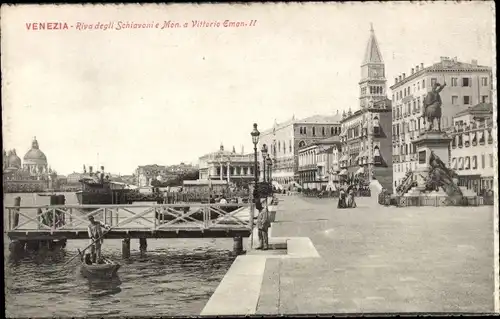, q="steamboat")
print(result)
[76,166,163,205]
